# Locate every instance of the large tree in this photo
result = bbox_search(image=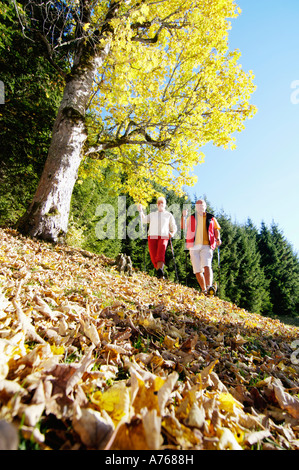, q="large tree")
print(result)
[12,0,256,241]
